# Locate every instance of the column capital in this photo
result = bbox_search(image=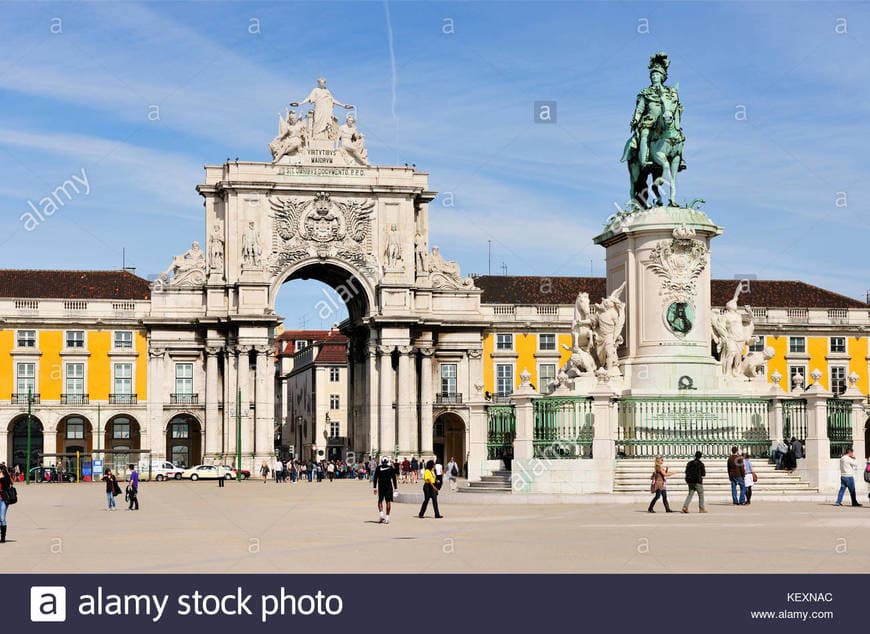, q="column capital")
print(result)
[418,346,435,357]
[254,344,272,355]
[397,344,415,355]
[467,348,483,360]
[377,344,395,356]
[205,345,224,356]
